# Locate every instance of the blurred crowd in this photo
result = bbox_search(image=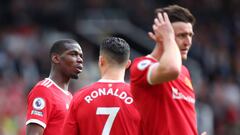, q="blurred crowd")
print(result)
[0,0,240,135]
